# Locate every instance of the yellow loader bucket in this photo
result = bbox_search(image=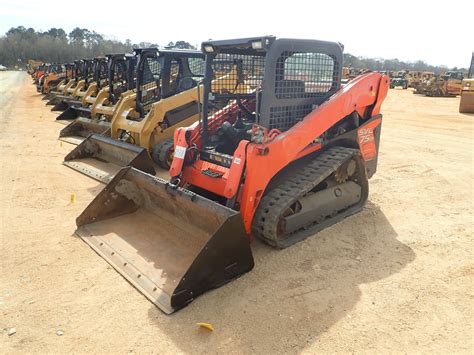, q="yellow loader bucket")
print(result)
[63,134,155,183]
[59,117,111,145]
[75,167,254,313]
